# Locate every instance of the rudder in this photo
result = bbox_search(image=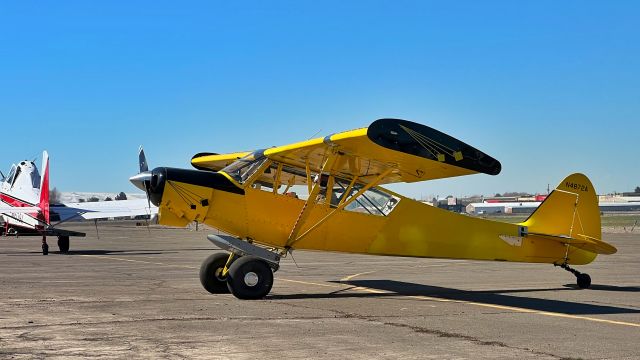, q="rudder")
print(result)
[522,173,601,242]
